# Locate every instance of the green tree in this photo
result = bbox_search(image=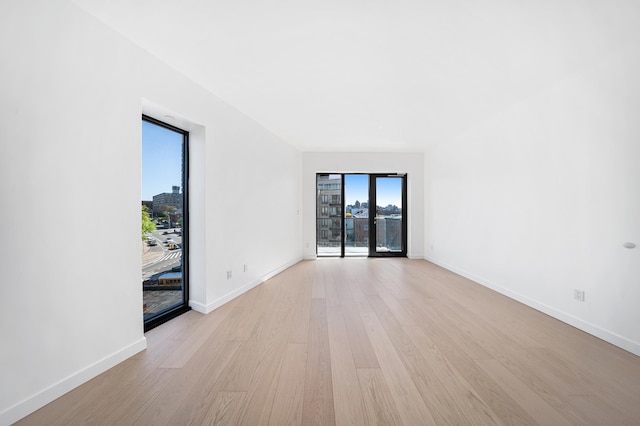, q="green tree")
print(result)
[141,205,156,239]
[161,206,178,227]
